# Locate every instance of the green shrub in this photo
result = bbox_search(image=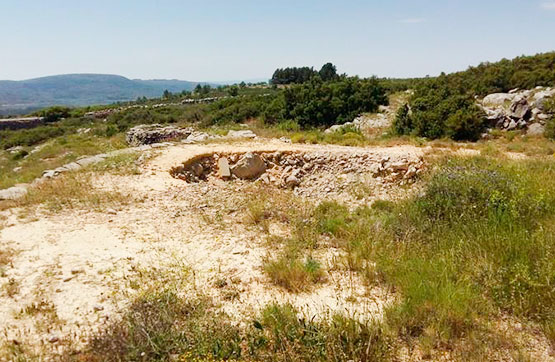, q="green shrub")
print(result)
[282,77,388,128]
[395,75,487,140]
[38,106,72,123]
[306,157,555,354]
[264,254,325,292]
